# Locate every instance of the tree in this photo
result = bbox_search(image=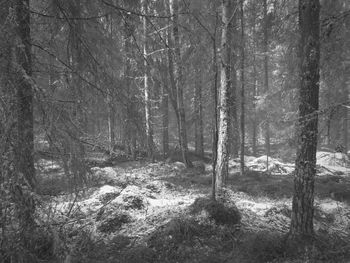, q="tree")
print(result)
[194,68,204,158]
[240,0,245,176]
[290,0,320,237]
[142,0,155,161]
[215,0,234,199]
[263,0,270,171]
[169,0,192,167]
[161,78,169,157]
[7,0,36,259]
